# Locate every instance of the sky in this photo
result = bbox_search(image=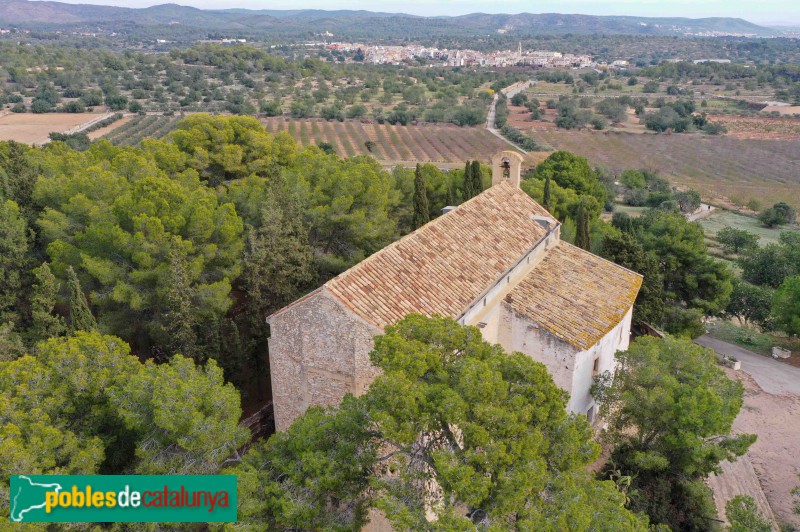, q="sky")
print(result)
[51,0,800,25]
